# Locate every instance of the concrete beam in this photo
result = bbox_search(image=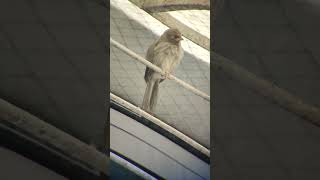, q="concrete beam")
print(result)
[0,98,109,176]
[212,52,320,127]
[130,0,210,13]
[151,12,210,50]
